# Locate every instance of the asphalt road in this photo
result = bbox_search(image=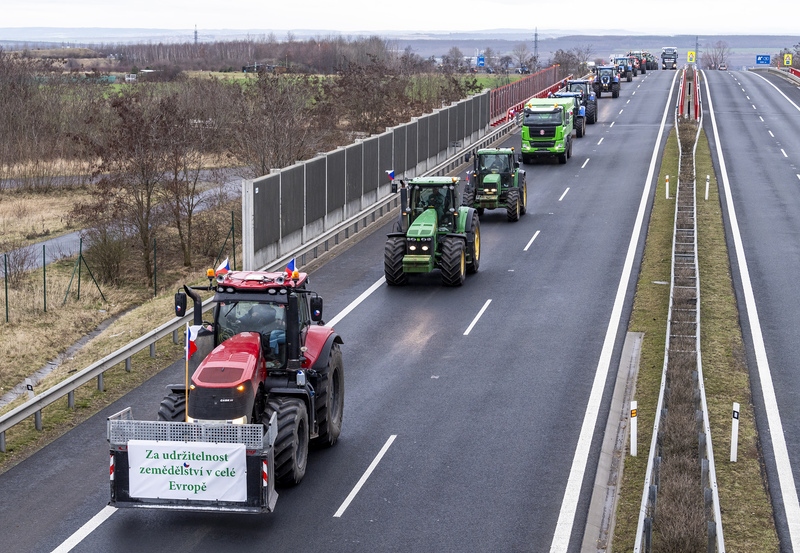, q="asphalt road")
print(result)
[0,70,679,553]
[702,68,800,551]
